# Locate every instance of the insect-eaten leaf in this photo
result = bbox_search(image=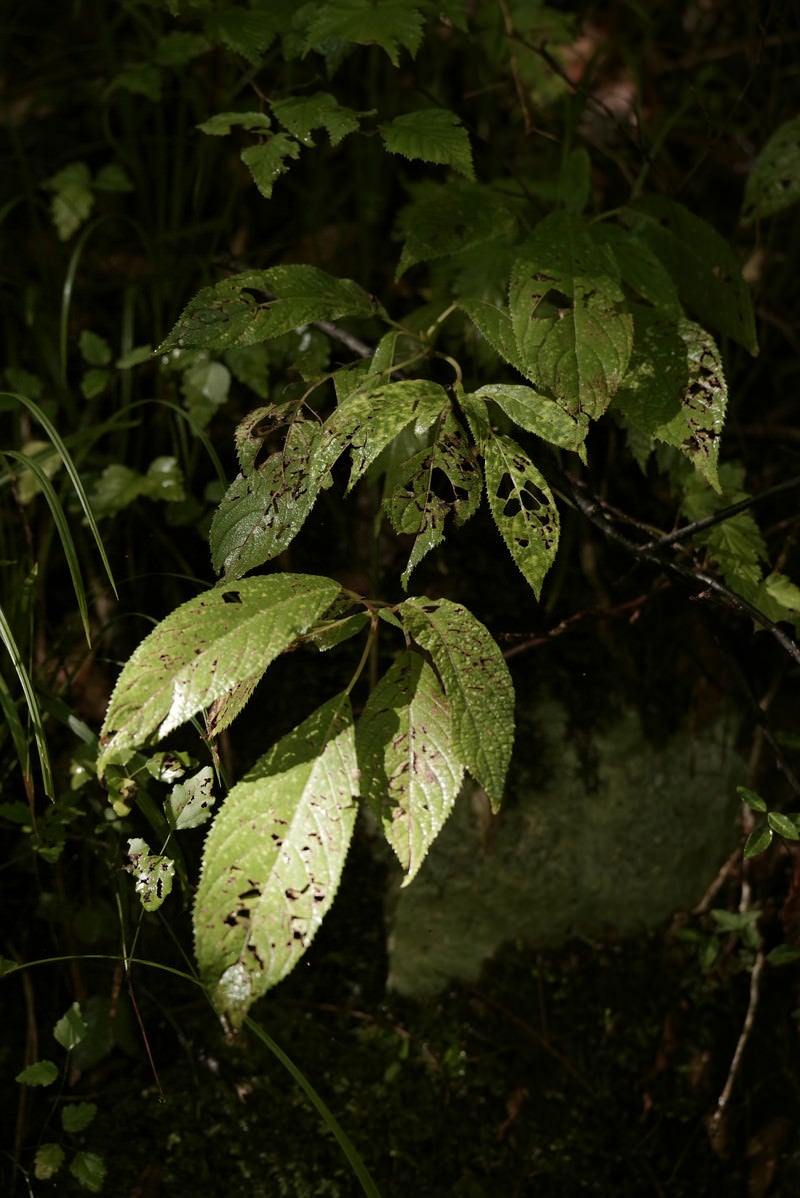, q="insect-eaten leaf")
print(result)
[167,765,216,830]
[383,410,482,588]
[357,651,465,884]
[127,838,175,911]
[98,574,341,772]
[193,693,358,1028]
[398,597,514,809]
[509,210,633,419]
